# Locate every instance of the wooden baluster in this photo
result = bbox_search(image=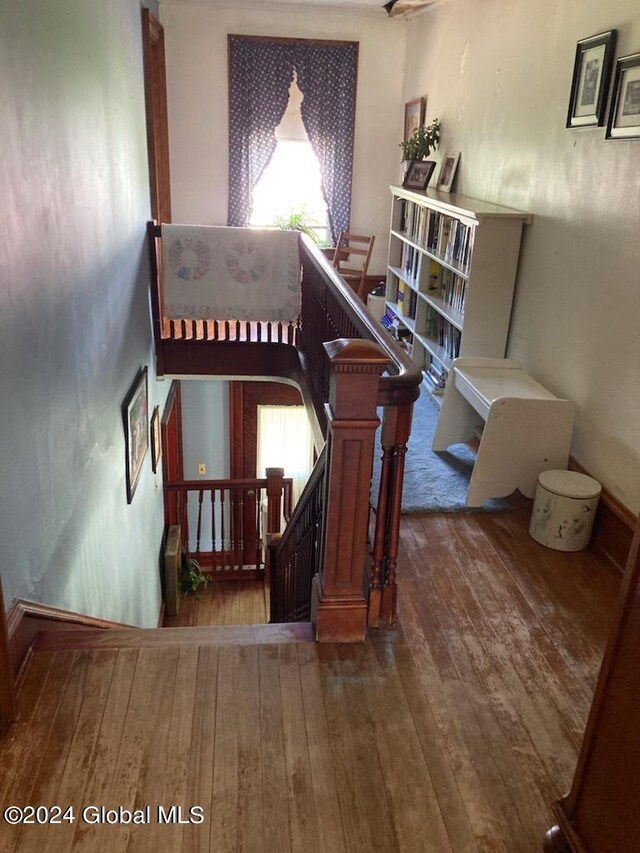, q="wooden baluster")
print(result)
[220,487,226,572]
[379,403,413,626]
[237,487,245,569]
[255,487,262,572]
[311,339,388,642]
[178,491,189,554]
[265,468,285,535]
[211,488,216,575]
[195,489,203,557]
[368,443,394,627]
